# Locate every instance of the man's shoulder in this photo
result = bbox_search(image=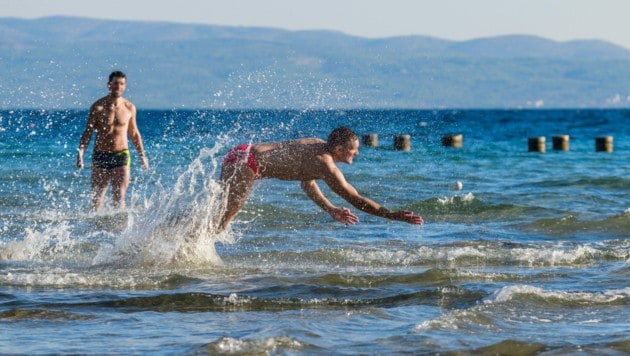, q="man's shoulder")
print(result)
[123,98,135,111]
[315,151,337,171]
[89,97,107,112]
